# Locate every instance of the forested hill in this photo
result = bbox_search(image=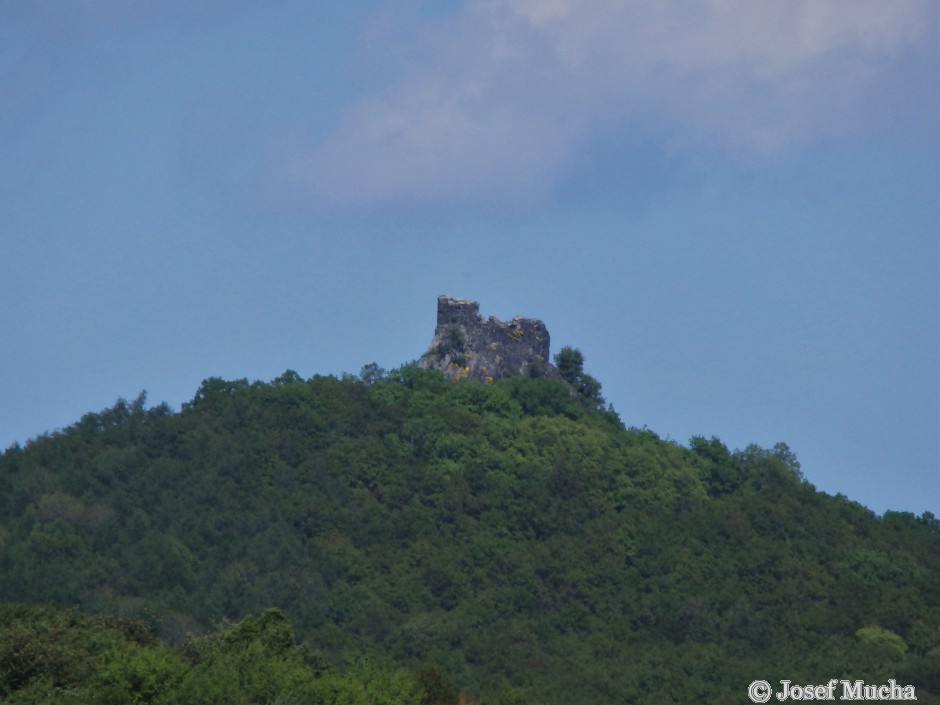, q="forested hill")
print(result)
[1,365,938,704]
